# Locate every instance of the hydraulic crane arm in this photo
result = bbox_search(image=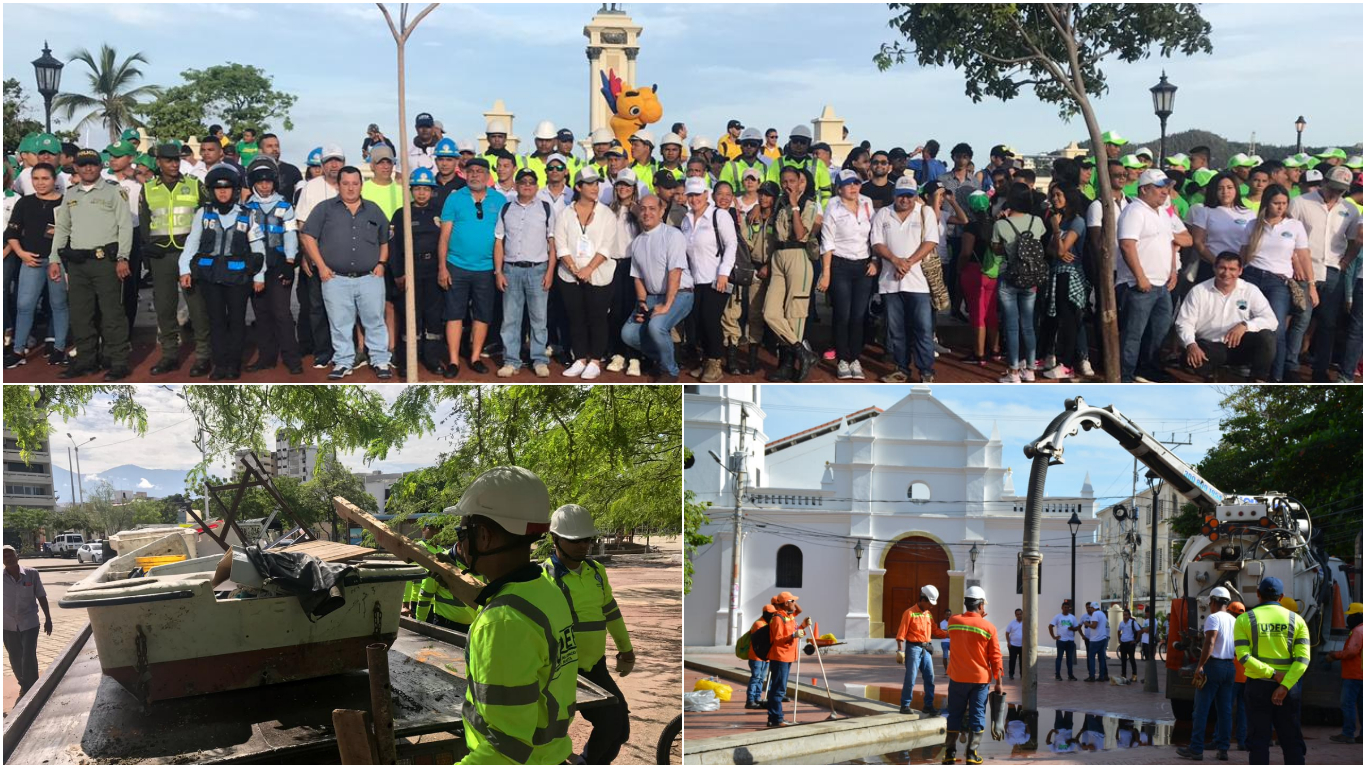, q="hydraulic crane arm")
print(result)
[1023,396,1224,514]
